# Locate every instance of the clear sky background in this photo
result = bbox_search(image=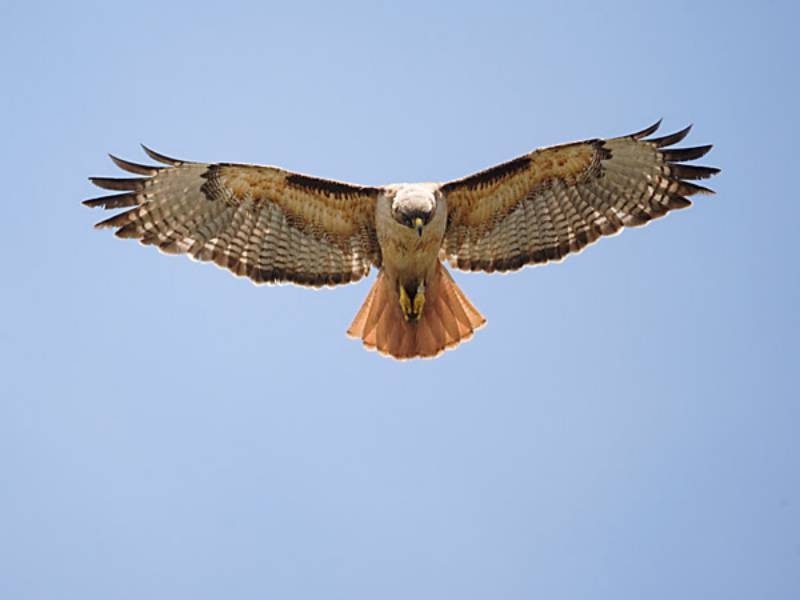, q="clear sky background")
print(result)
[1,1,798,598]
